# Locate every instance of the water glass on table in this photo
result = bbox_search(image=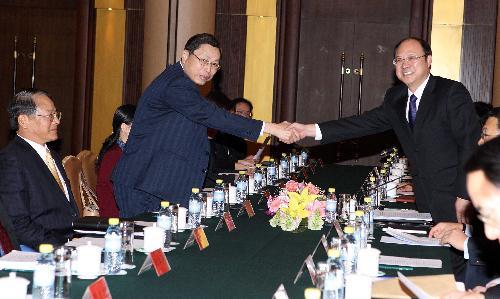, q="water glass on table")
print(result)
[120,221,134,265]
